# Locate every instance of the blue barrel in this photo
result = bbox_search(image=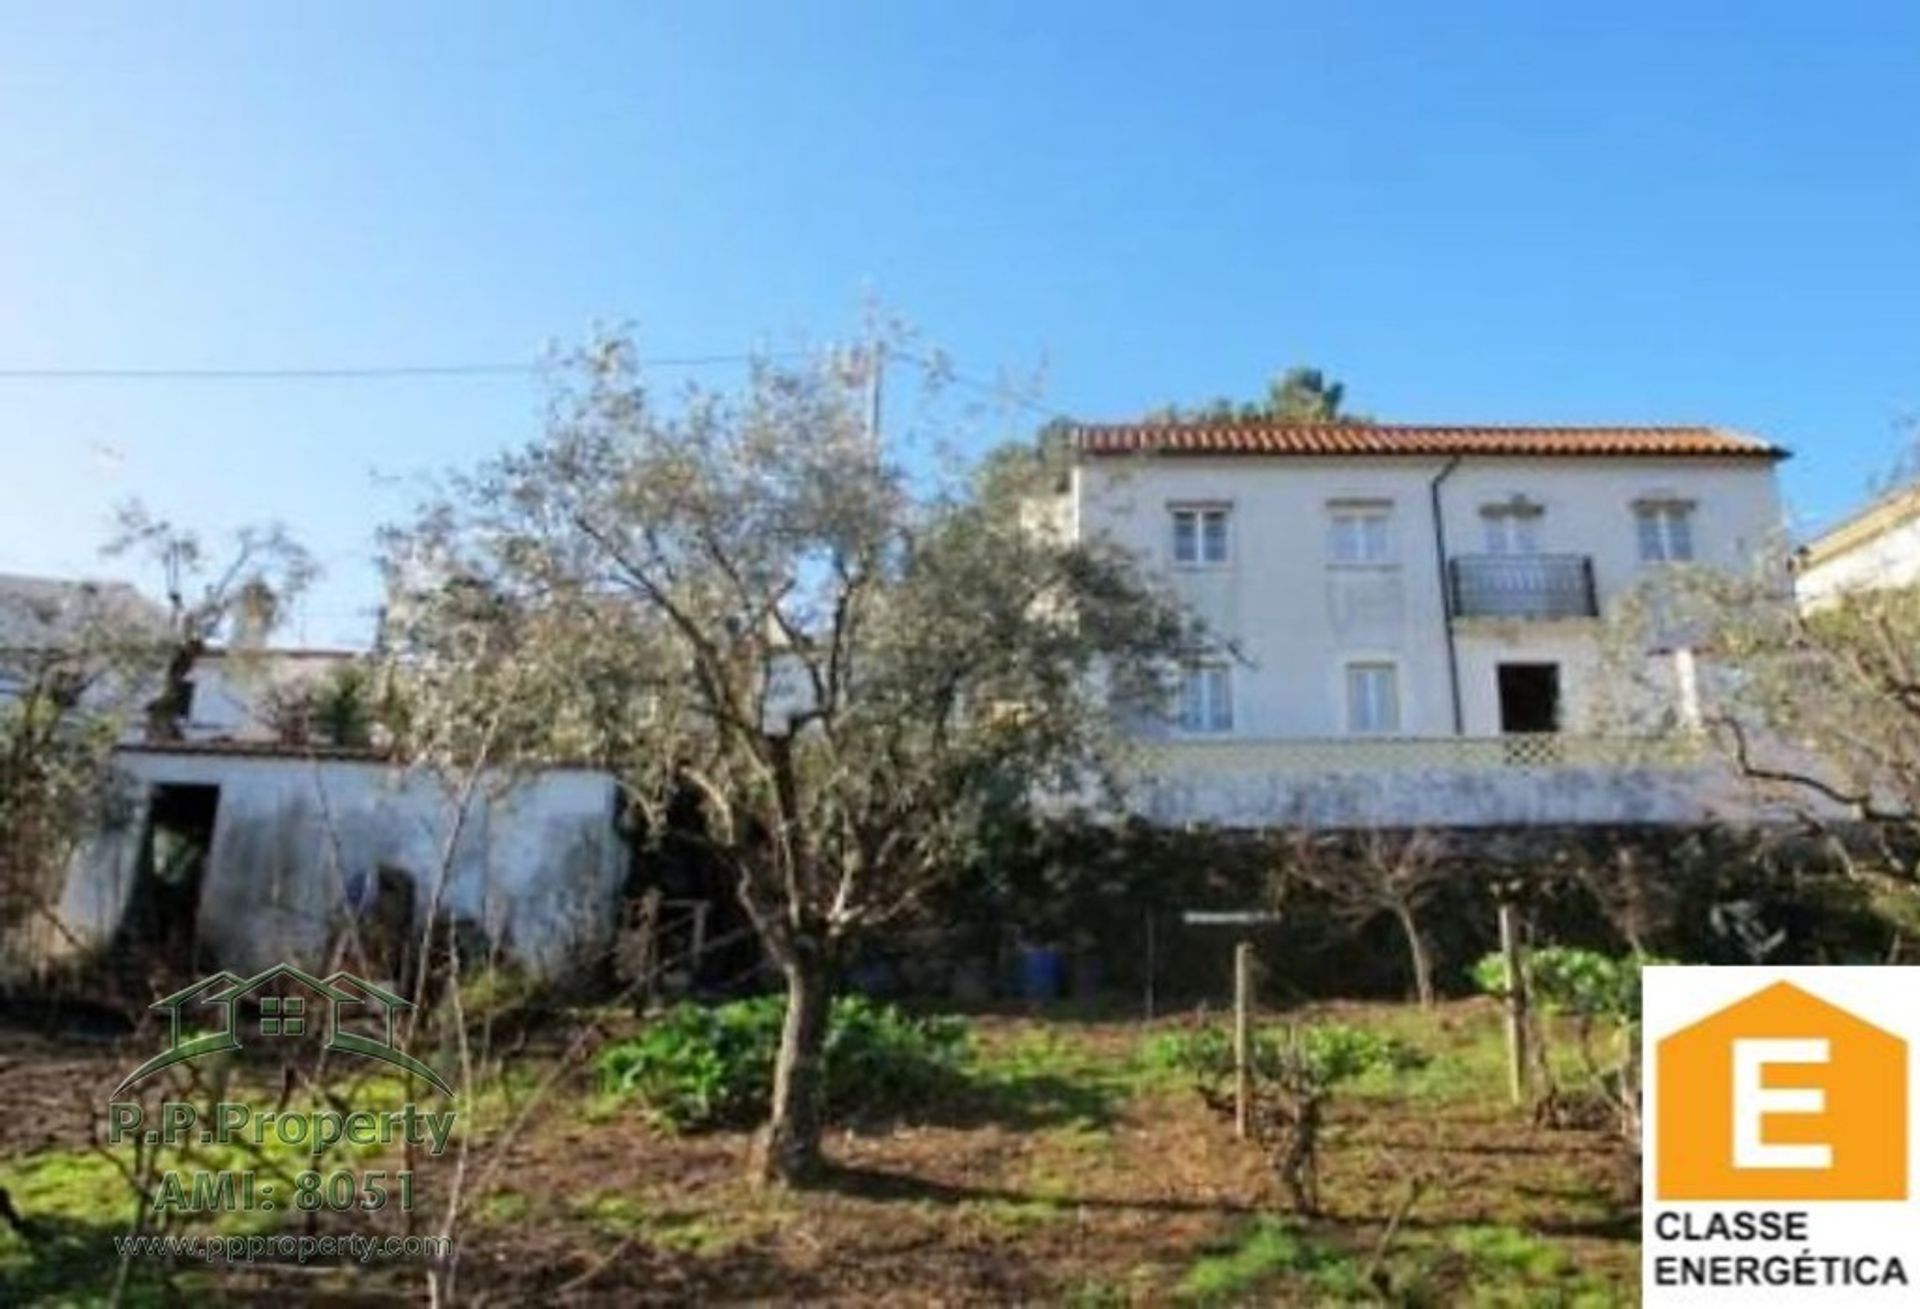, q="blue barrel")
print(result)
[1019,947,1066,1001]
